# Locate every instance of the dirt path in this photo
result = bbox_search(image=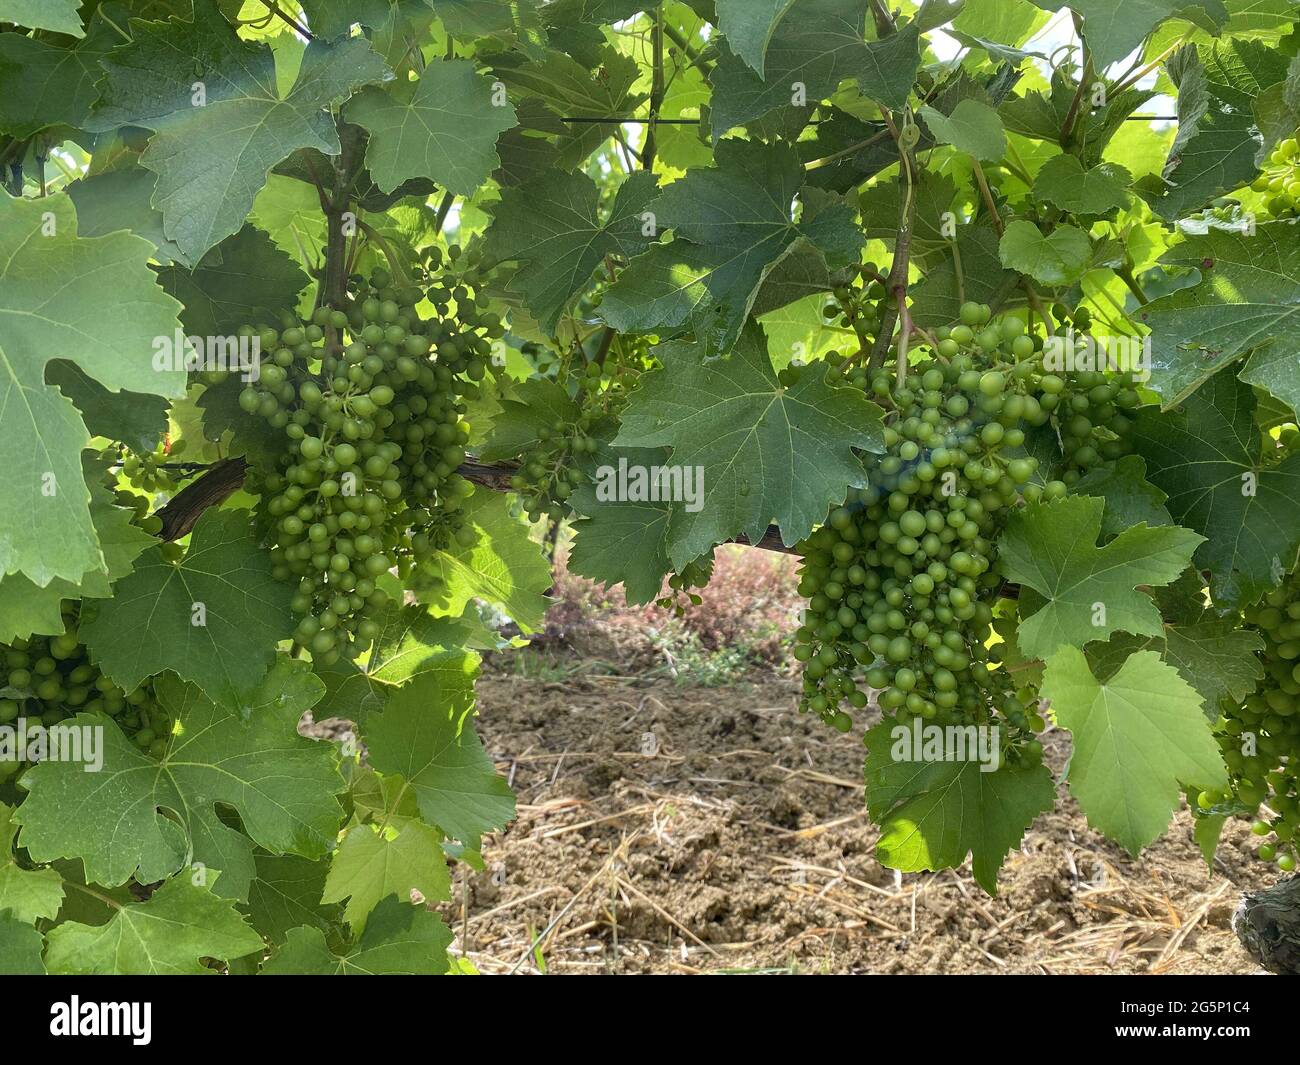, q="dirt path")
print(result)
[445,669,1273,975]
